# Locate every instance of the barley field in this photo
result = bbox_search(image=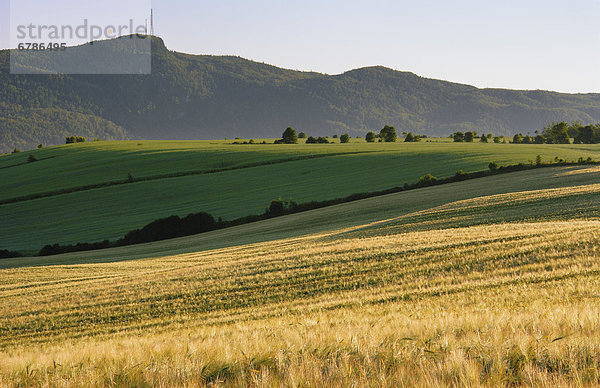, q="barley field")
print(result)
[1,165,600,386]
